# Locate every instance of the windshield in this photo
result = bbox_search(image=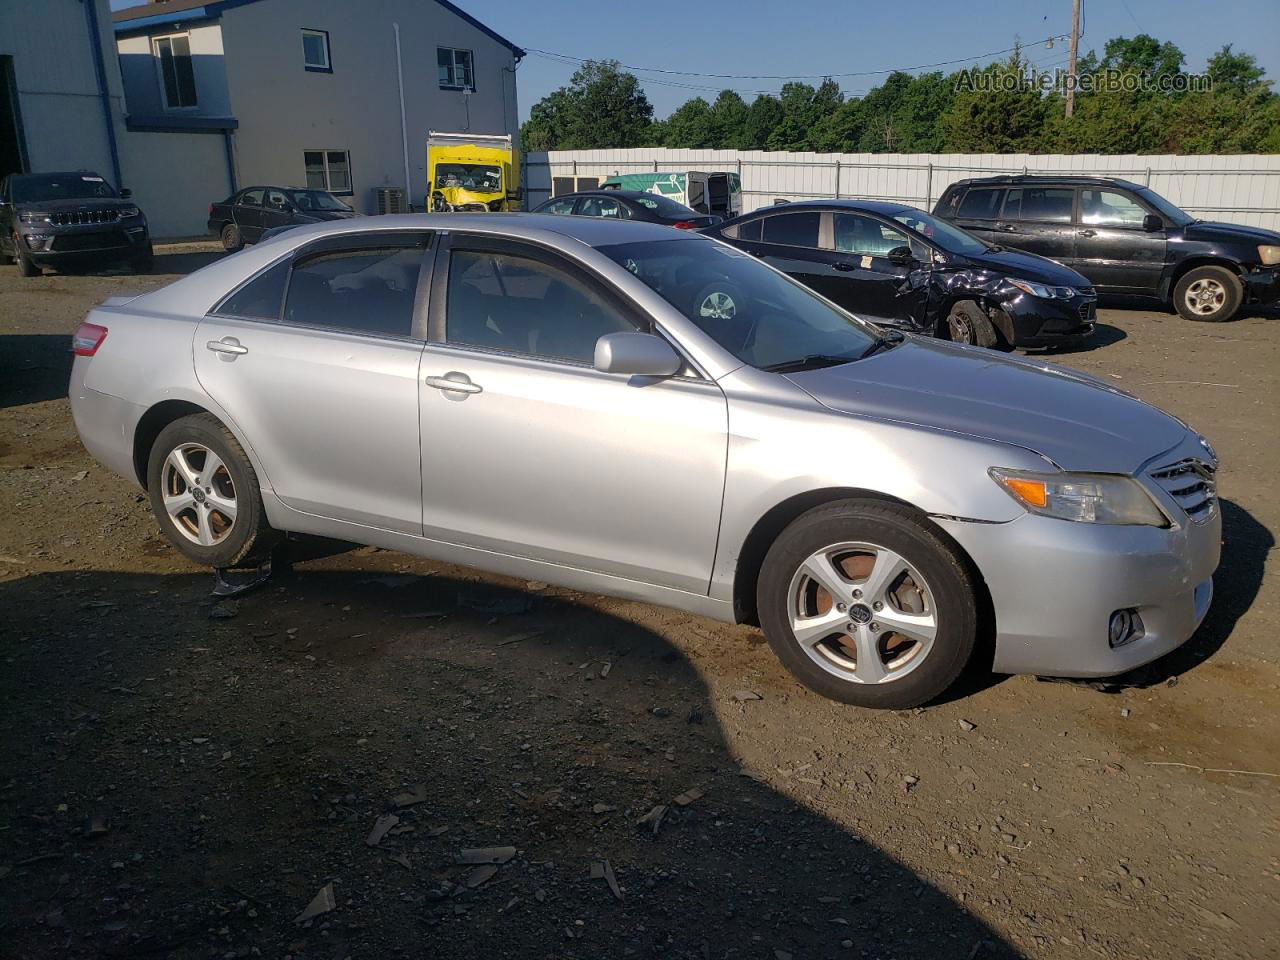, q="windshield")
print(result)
[289,189,351,212]
[12,173,118,203]
[435,163,502,192]
[630,193,698,218]
[1134,187,1195,227]
[599,237,877,370]
[890,209,989,255]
